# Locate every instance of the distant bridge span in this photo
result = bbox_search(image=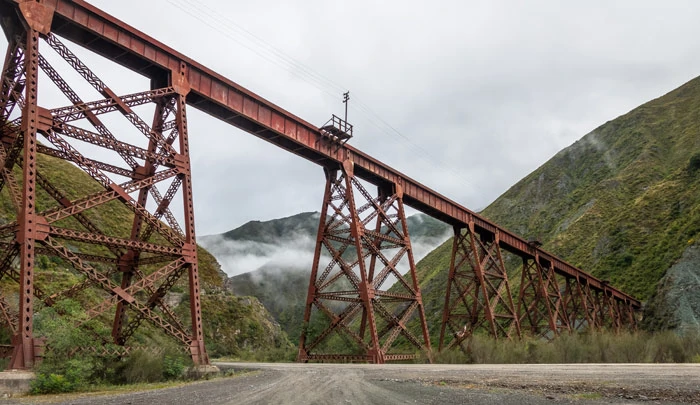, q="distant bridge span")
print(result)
[0,0,639,368]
